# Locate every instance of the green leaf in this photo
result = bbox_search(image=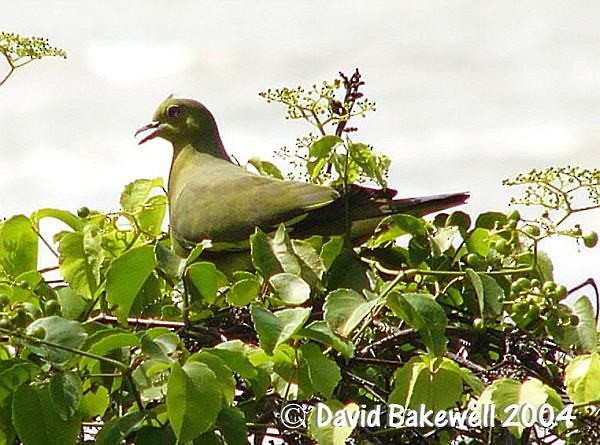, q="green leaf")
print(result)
[58,226,104,297]
[389,356,463,411]
[25,316,87,365]
[208,340,258,380]
[466,268,485,317]
[189,352,236,404]
[308,401,358,445]
[31,208,83,232]
[308,136,343,180]
[12,383,81,445]
[565,352,600,404]
[216,406,249,445]
[137,194,167,236]
[479,274,504,316]
[367,214,427,248]
[250,228,283,278]
[167,361,223,443]
[324,289,380,338]
[120,177,163,212]
[86,330,141,356]
[80,386,109,418]
[467,269,503,317]
[0,215,38,276]
[298,321,355,359]
[300,343,341,398]
[129,272,162,315]
[188,262,226,305]
[536,250,554,282]
[247,157,284,179]
[387,292,447,356]
[0,360,40,405]
[477,378,553,438]
[155,241,185,279]
[147,333,173,360]
[185,240,213,266]
[106,245,157,324]
[271,225,302,275]
[96,410,146,445]
[292,239,326,286]
[49,372,82,421]
[227,278,260,307]
[325,248,369,292]
[0,403,16,445]
[135,425,176,445]
[571,296,597,353]
[310,135,343,159]
[57,287,87,320]
[438,357,484,394]
[320,236,344,270]
[270,273,311,305]
[251,305,311,355]
[466,228,491,257]
[348,142,390,186]
[432,226,460,253]
[475,212,507,230]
